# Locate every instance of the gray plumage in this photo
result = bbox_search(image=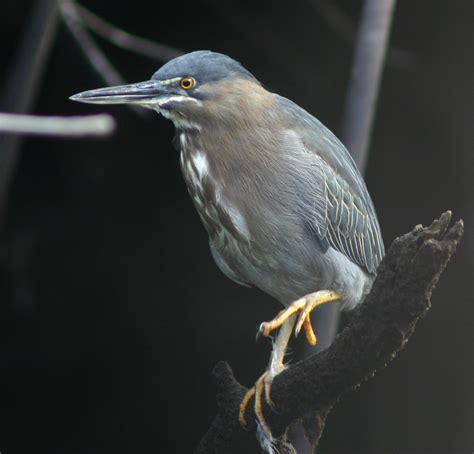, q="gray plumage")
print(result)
[275,94,384,275]
[70,50,384,311]
[70,50,385,452]
[177,90,384,309]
